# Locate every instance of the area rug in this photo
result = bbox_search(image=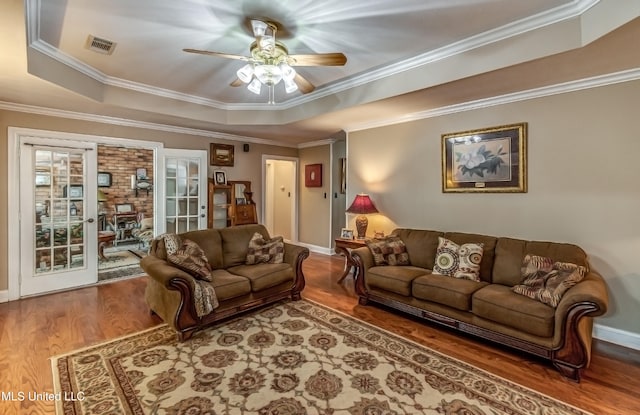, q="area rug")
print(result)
[98,249,142,270]
[51,300,591,415]
[98,249,146,282]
